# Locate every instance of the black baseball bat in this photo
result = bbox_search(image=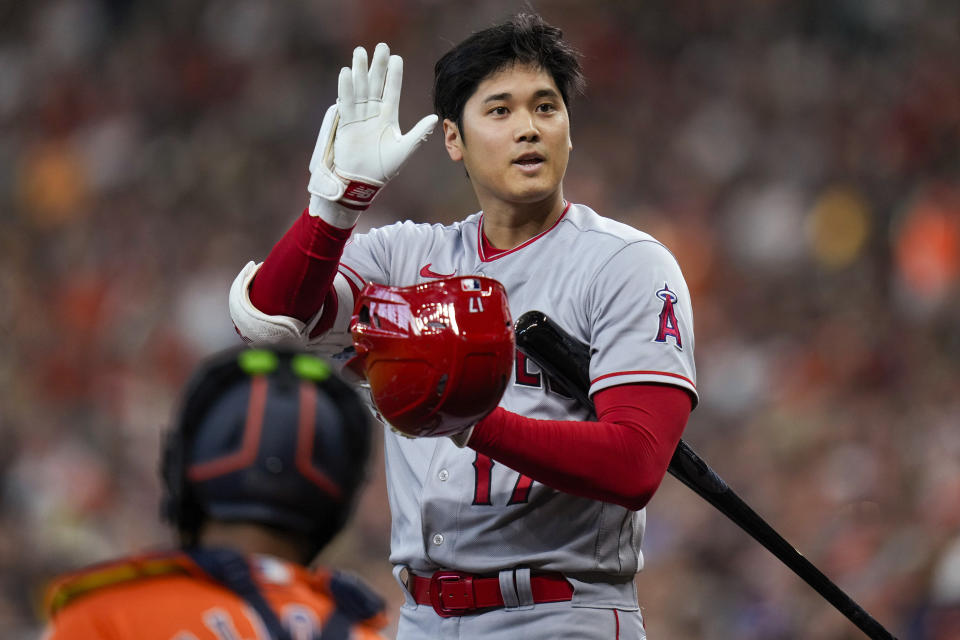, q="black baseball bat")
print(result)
[514,310,897,640]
